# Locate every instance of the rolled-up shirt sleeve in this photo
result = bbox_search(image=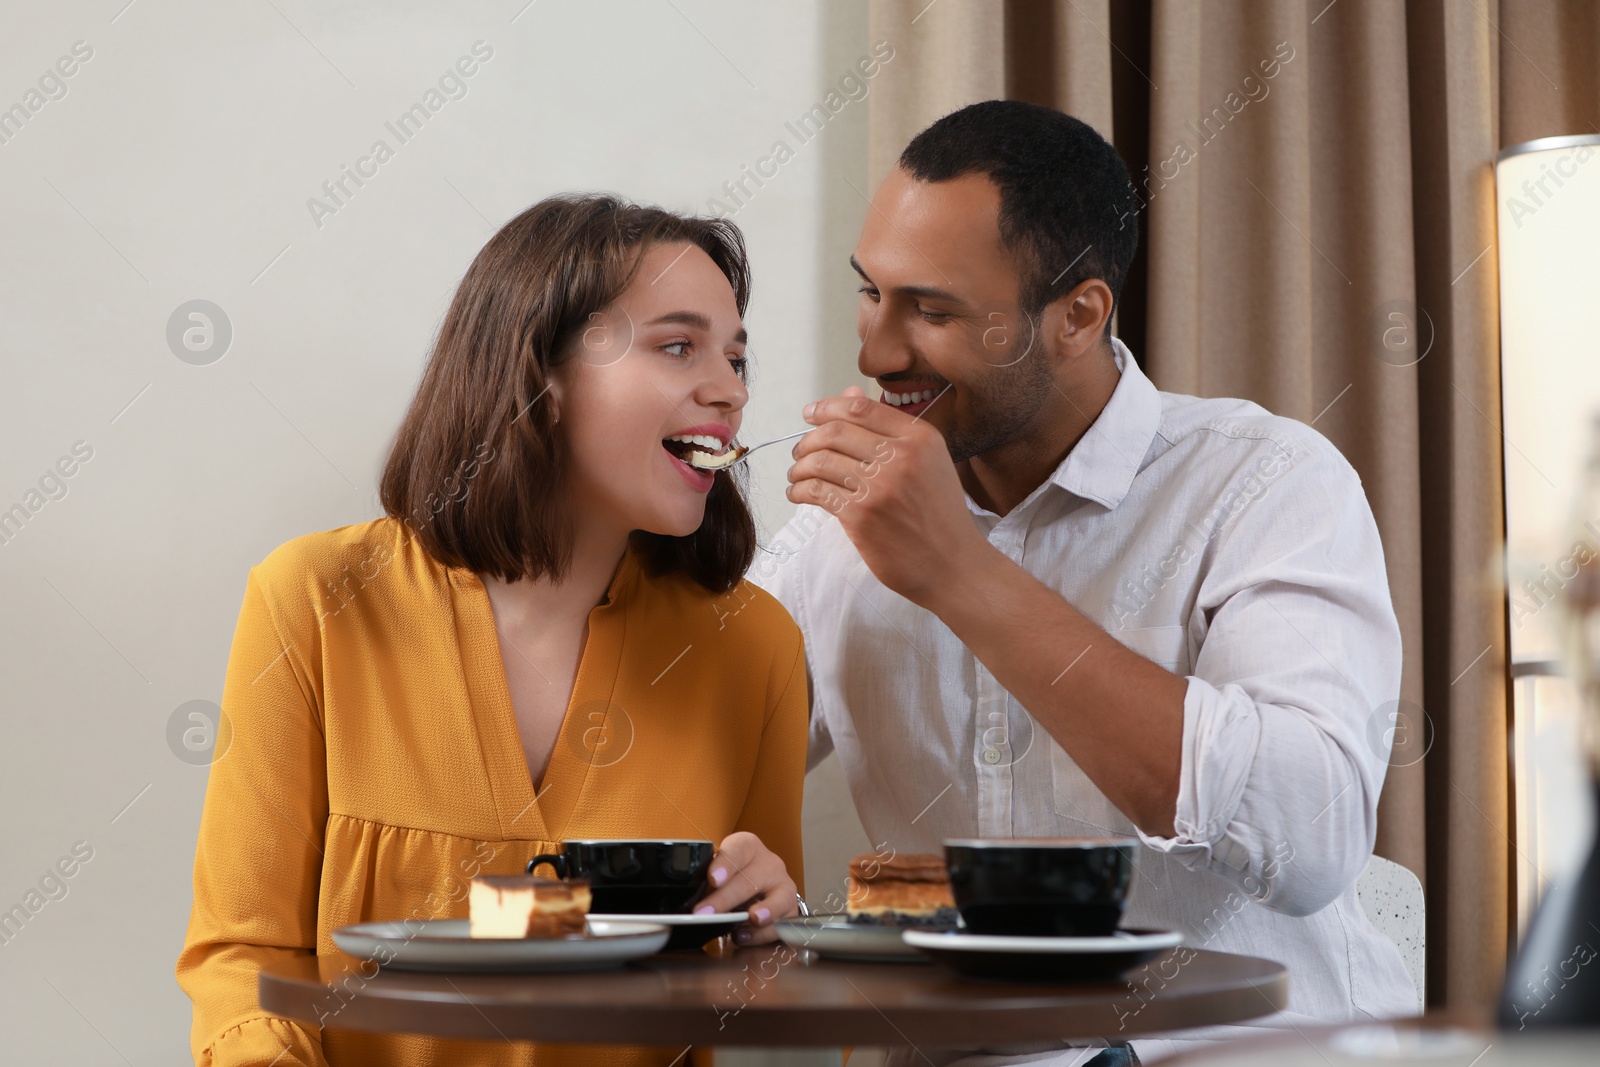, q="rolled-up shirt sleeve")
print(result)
[1135,437,1402,918]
